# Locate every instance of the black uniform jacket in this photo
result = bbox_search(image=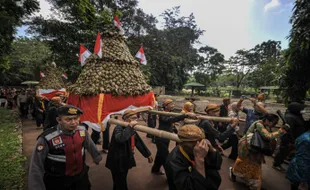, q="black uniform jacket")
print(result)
[106,125,151,172]
[165,146,222,190]
[198,120,235,146]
